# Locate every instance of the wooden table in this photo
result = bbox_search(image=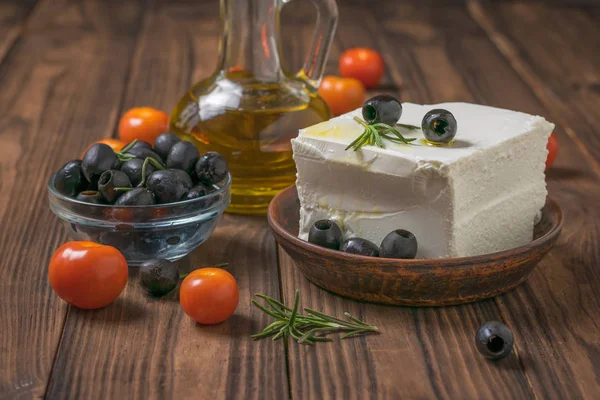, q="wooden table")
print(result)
[1,0,599,398]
